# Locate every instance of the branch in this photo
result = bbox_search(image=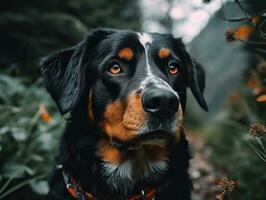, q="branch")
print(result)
[221,17,248,22]
[235,0,251,19]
